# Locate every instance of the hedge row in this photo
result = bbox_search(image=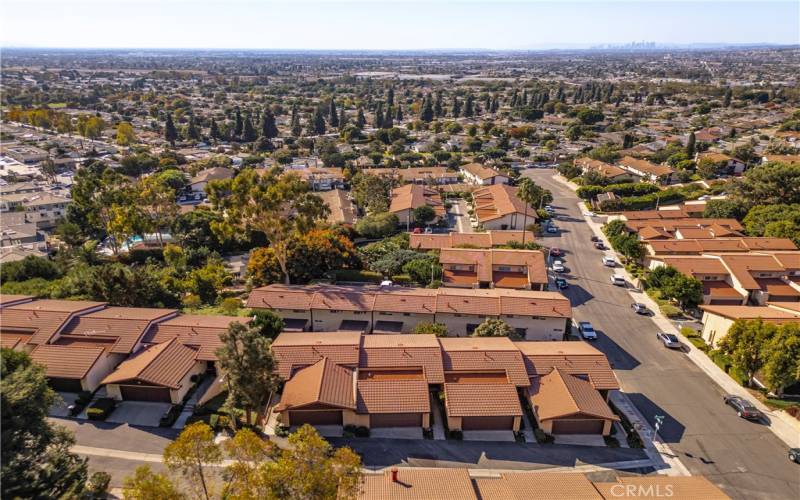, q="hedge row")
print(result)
[576,182,660,200]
